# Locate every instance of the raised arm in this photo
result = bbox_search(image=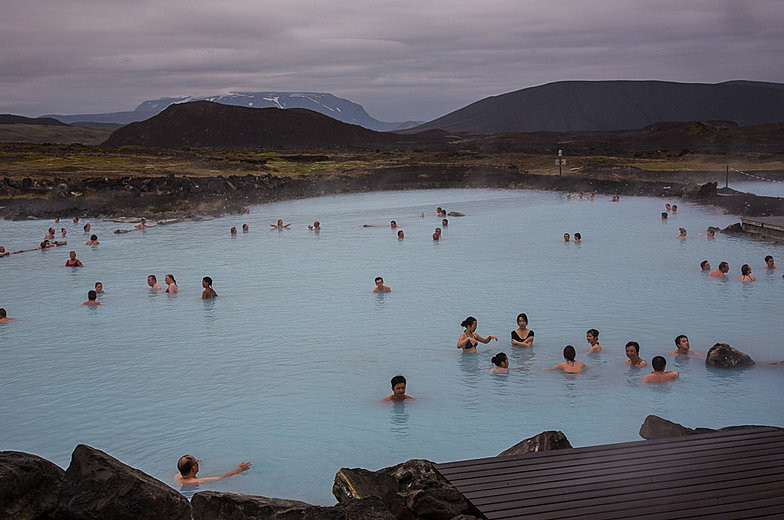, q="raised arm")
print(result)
[193,462,251,484]
[475,333,498,344]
